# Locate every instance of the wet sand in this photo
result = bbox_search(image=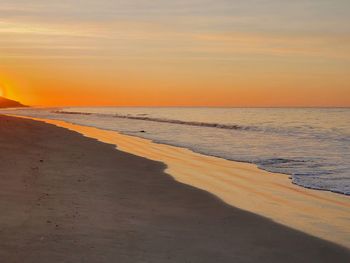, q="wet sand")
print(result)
[0,115,349,262]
